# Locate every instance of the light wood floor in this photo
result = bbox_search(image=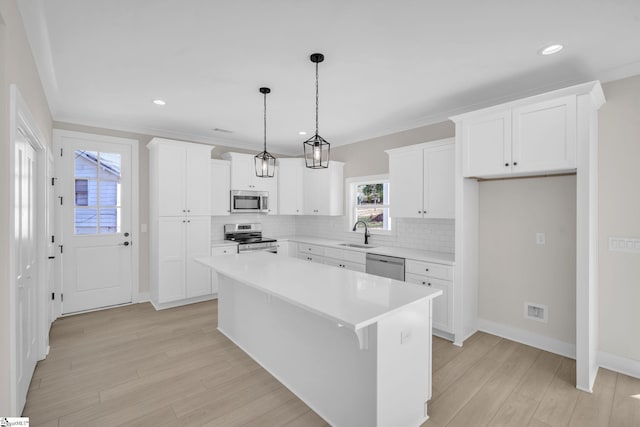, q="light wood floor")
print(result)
[24,301,640,426]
